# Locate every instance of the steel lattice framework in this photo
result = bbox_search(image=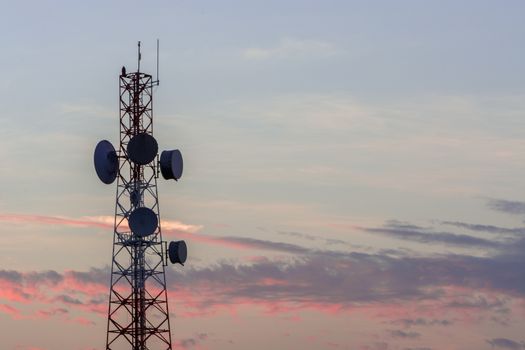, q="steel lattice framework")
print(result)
[106,71,172,350]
